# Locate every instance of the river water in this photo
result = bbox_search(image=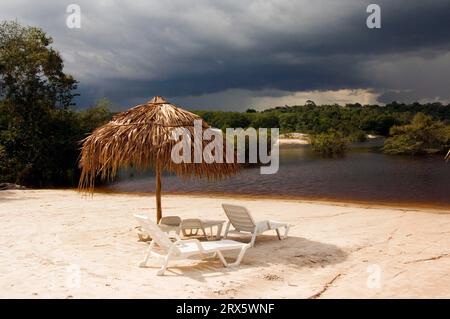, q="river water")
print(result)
[105,139,450,208]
